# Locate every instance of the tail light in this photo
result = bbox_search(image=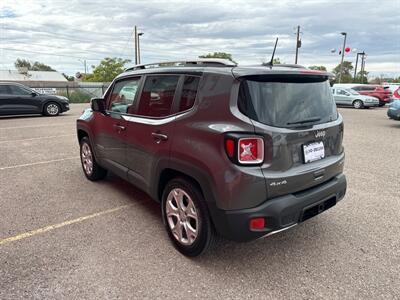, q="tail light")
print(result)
[225,136,265,165]
[238,138,264,164]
